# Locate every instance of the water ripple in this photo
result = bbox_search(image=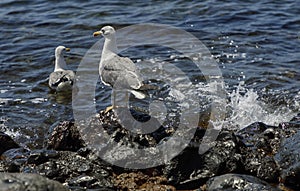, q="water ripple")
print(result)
[0,0,299,148]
